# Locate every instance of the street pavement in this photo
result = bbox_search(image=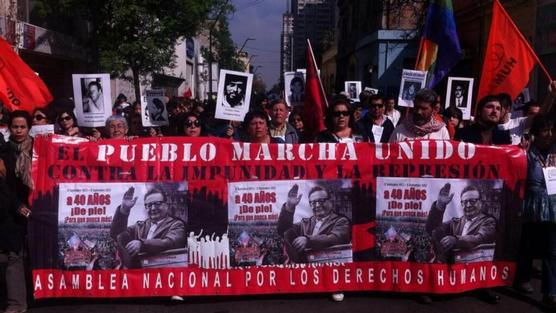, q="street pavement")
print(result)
[26,283,553,313]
